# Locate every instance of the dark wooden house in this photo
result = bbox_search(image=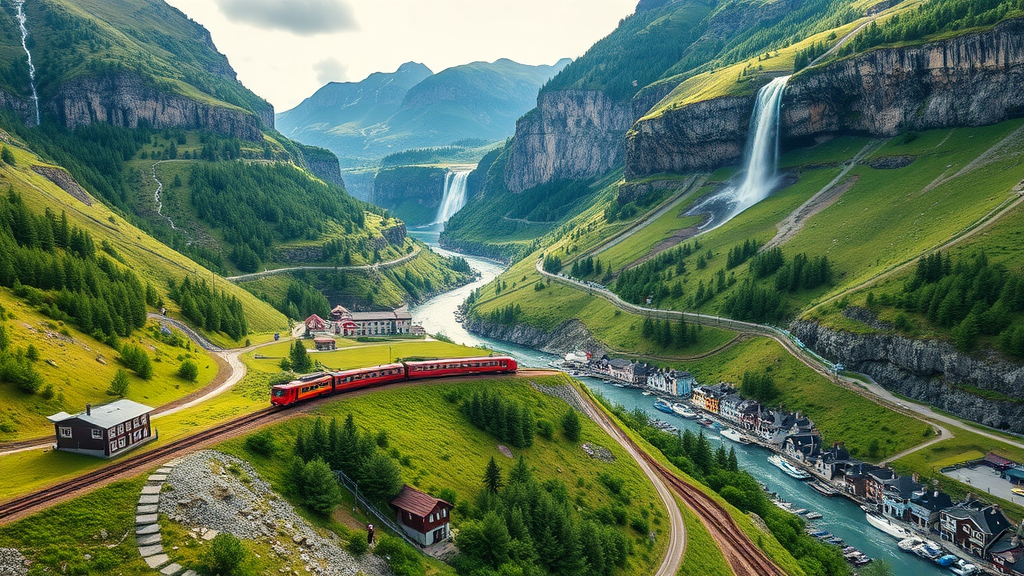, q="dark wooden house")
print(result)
[940,501,1012,557]
[390,484,452,546]
[47,400,154,458]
